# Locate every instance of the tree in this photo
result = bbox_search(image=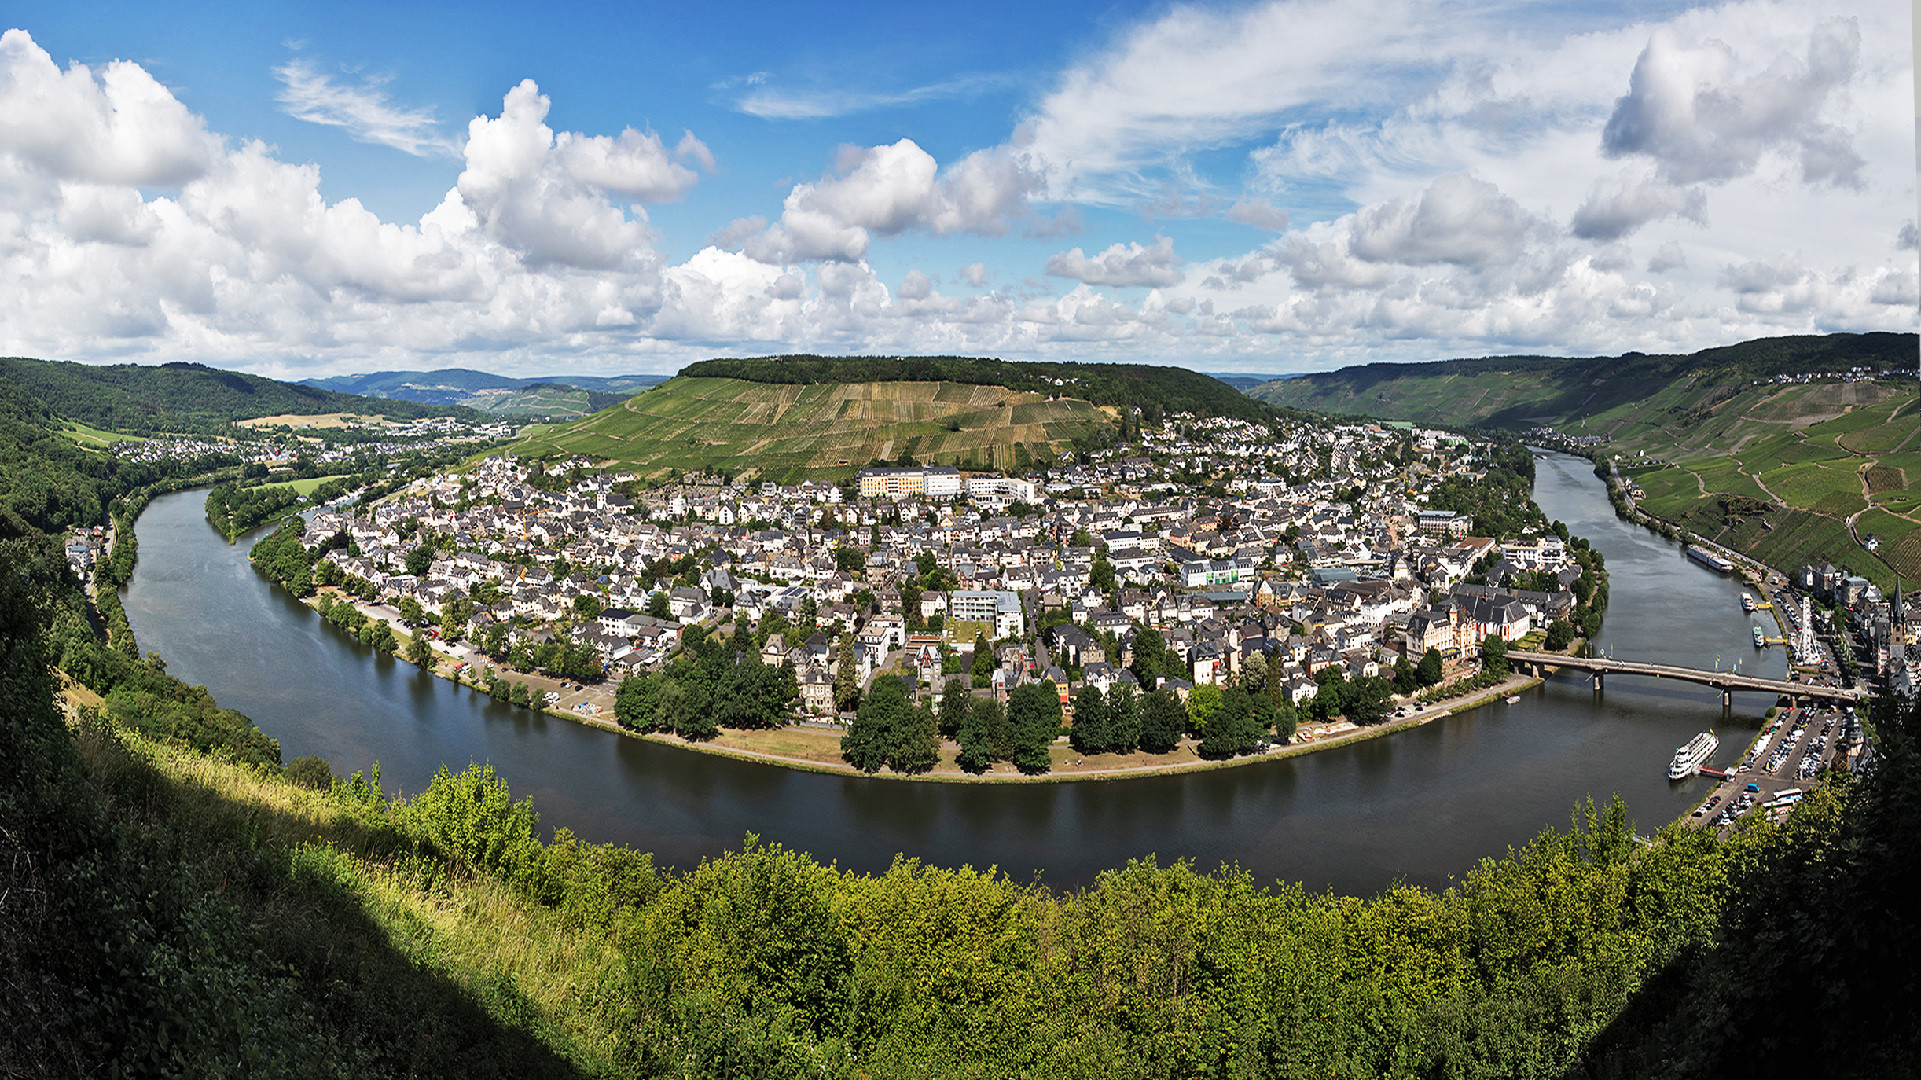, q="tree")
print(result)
[955,695,1007,773]
[1392,653,1418,694]
[1418,647,1444,687]
[843,675,917,773]
[646,590,671,619]
[1198,686,1269,759]
[1007,682,1061,774]
[614,672,662,732]
[1544,618,1576,651]
[1185,683,1223,735]
[1069,684,1109,754]
[572,593,604,618]
[405,544,433,578]
[1481,634,1509,677]
[1138,688,1186,754]
[508,681,533,708]
[1106,683,1140,753]
[834,633,862,712]
[833,545,865,575]
[1089,554,1117,595]
[937,678,969,739]
[970,631,995,689]
[404,628,434,668]
[1344,675,1394,725]
[440,597,473,641]
[1241,652,1269,693]
[396,597,425,625]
